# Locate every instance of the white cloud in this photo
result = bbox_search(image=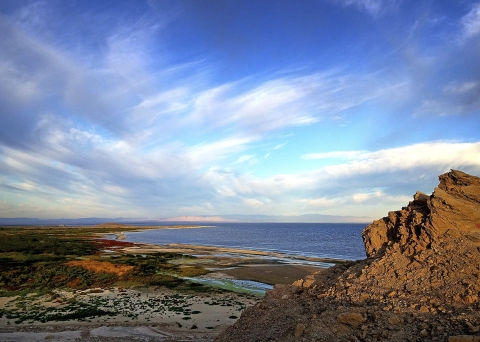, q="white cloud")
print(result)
[416,77,480,116]
[244,198,266,209]
[133,88,190,117]
[0,59,41,104]
[189,72,404,135]
[273,143,287,150]
[190,79,318,133]
[320,142,480,178]
[0,20,75,106]
[335,0,400,15]
[340,0,381,14]
[208,141,480,210]
[443,81,479,95]
[462,3,480,38]
[1,1,480,220]
[234,154,256,164]
[298,198,337,207]
[187,136,255,166]
[351,191,411,205]
[302,150,367,160]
